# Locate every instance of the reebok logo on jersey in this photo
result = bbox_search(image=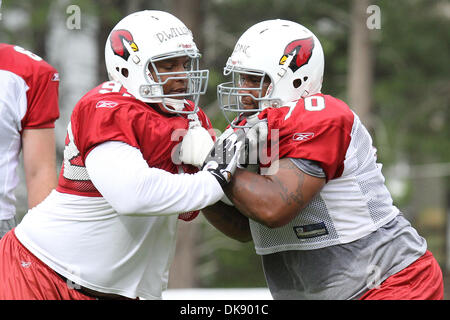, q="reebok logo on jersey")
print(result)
[96,100,119,109]
[293,132,314,141]
[51,73,60,81]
